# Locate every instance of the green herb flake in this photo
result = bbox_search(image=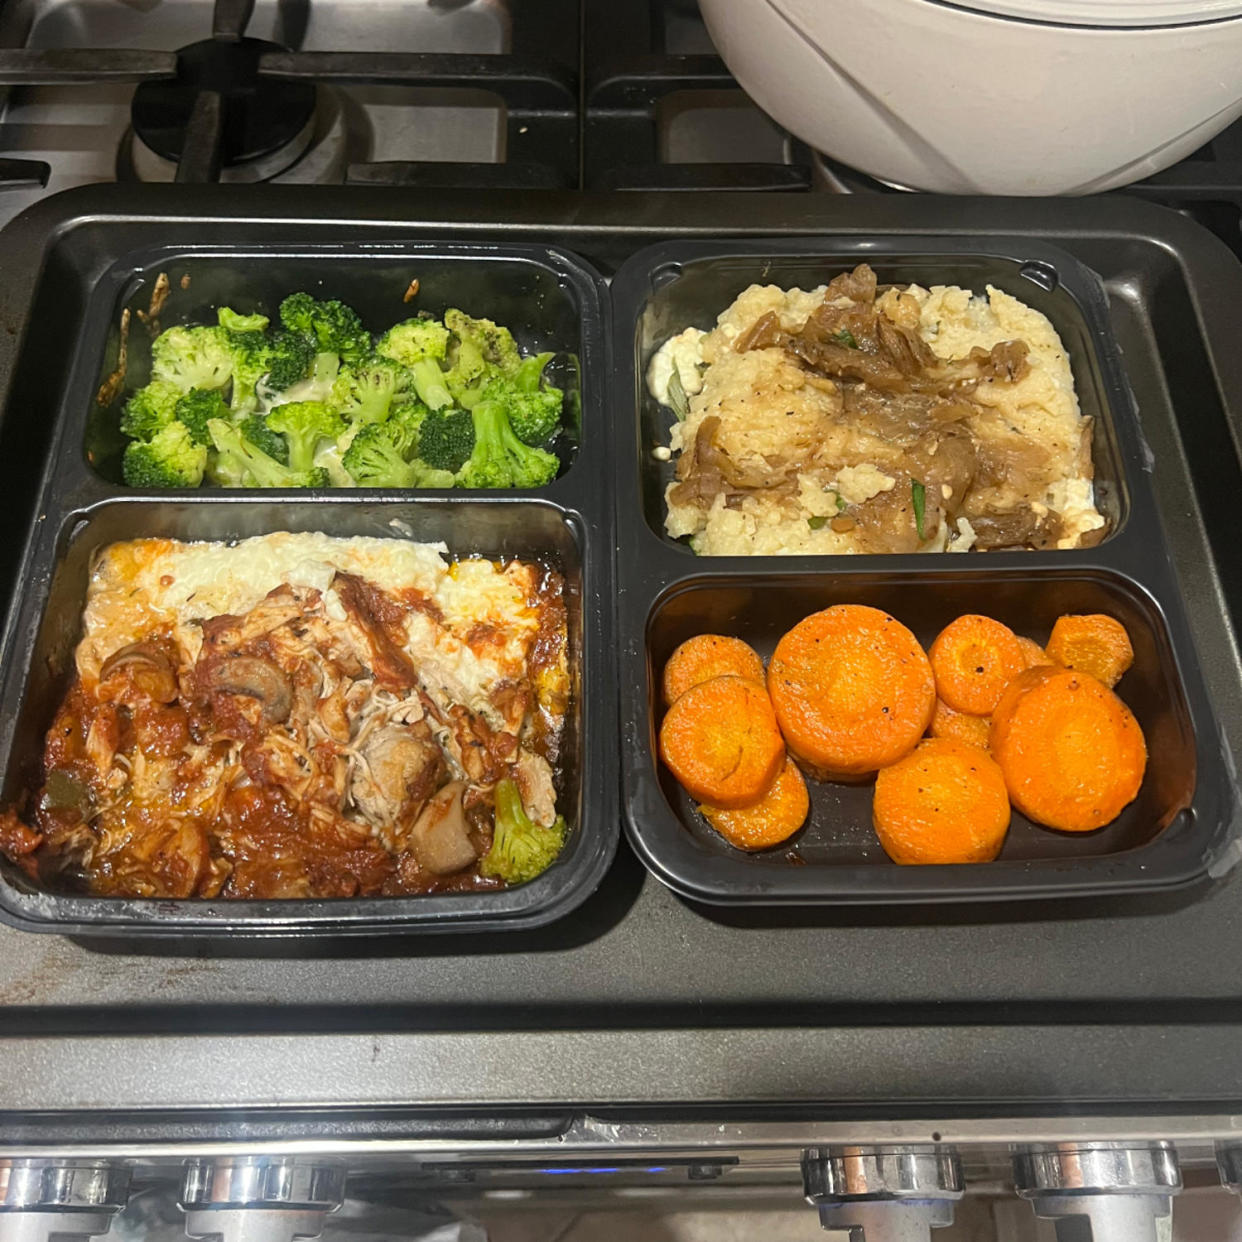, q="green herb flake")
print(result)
[808,515,829,530]
[667,367,690,421]
[835,492,847,513]
[834,328,859,349]
[911,478,926,541]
